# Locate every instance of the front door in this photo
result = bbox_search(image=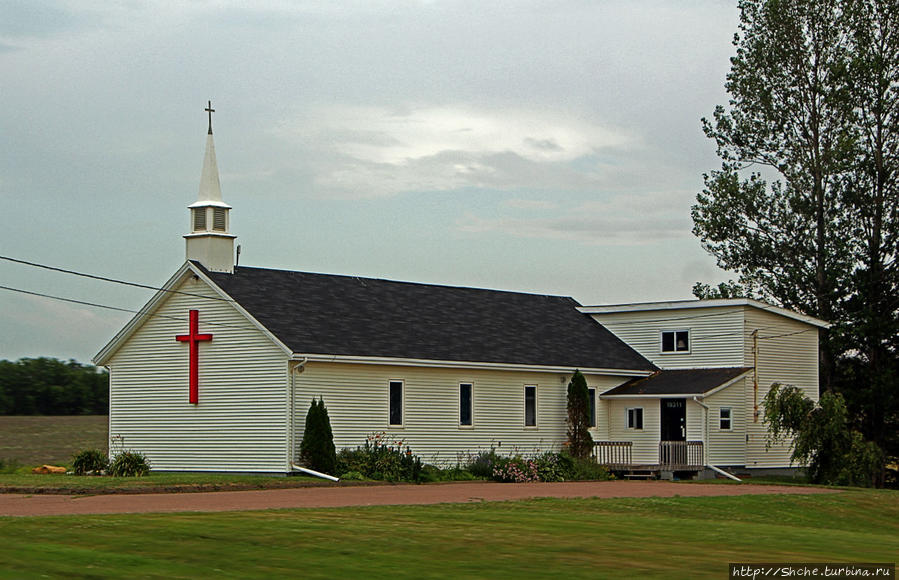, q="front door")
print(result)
[660,398,686,441]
